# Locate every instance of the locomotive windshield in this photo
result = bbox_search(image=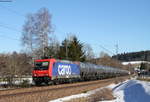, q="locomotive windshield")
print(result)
[34,61,49,70]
